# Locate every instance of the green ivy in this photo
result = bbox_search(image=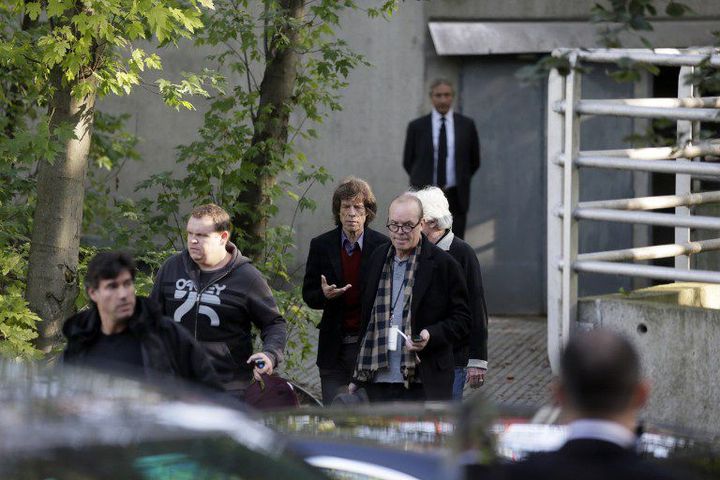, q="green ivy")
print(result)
[0,245,41,360]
